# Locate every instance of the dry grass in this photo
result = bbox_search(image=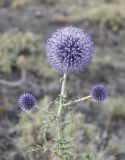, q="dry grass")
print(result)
[52,2,125,32]
[103,98,125,118]
[0,0,59,7]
